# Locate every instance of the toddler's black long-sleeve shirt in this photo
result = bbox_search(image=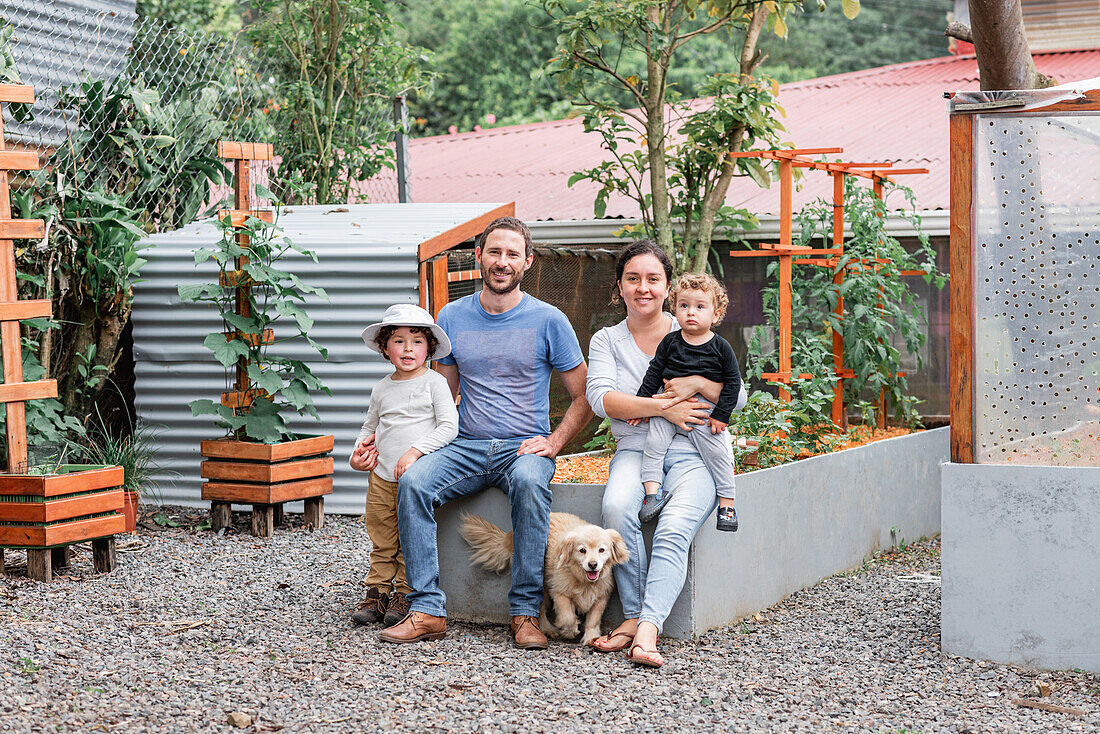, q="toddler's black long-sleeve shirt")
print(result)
[636,330,742,422]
